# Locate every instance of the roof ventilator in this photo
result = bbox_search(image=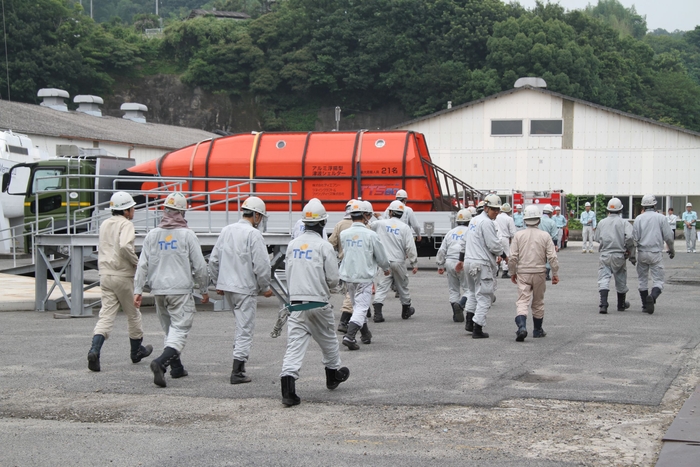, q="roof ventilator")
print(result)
[514,77,547,89]
[37,88,70,112]
[121,103,148,123]
[74,95,104,117]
